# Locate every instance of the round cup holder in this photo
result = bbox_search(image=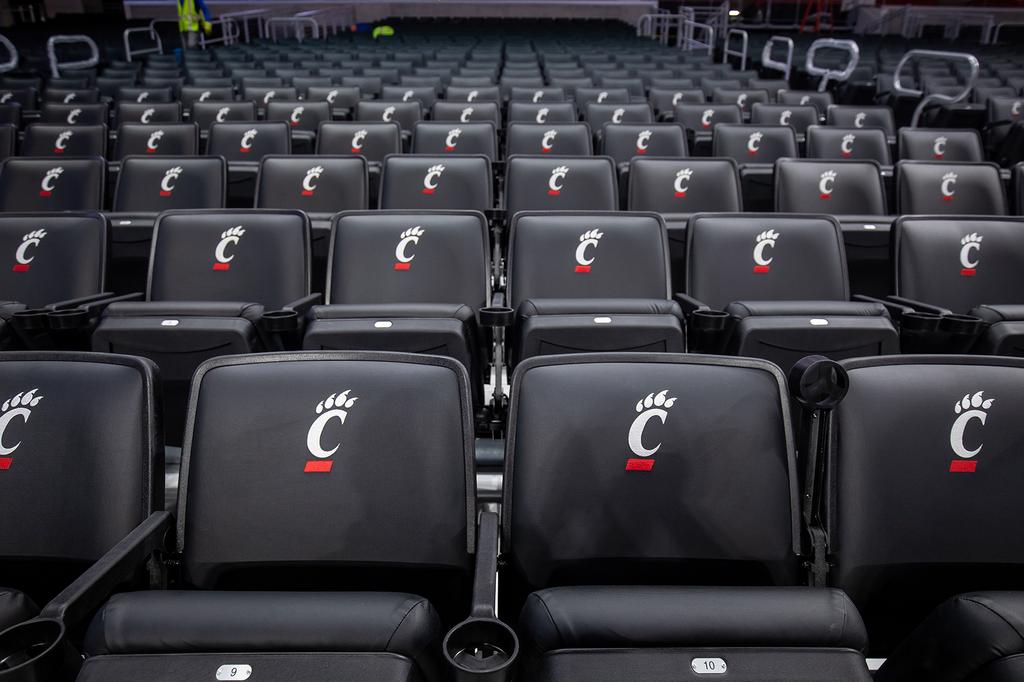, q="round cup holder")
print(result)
[10,310,49,332]
[899,311,942,333]
[690,309,730,332]
[478,306,514,328]
[47,309,90,331]
[788,355,849,409]
[939,313,983,337]
[261,309,299,333]
[444,617,519,682]
[0,618,77,681]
